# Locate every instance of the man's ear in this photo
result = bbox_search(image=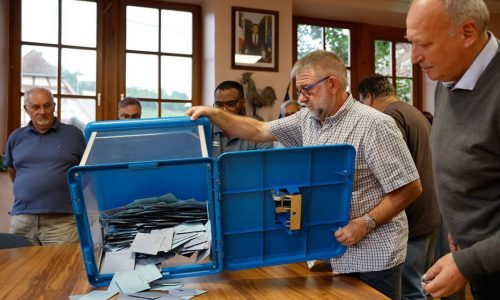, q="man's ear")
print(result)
[328,75,339,94]
[365,94,374,106]
[461,20,479,48]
